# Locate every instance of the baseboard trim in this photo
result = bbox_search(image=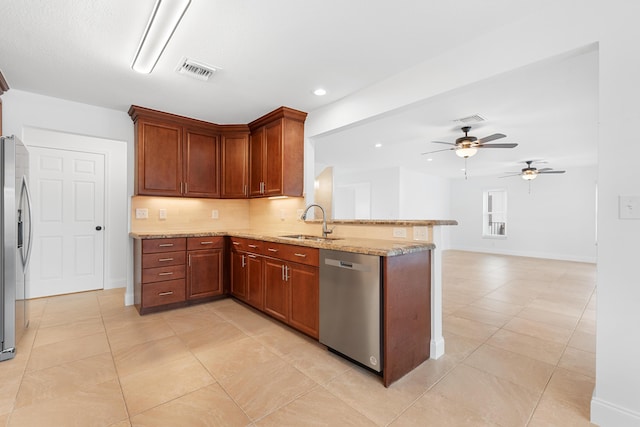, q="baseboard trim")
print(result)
[591,396,640,426]
[448,246,596,264]
[430,337,445,359]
